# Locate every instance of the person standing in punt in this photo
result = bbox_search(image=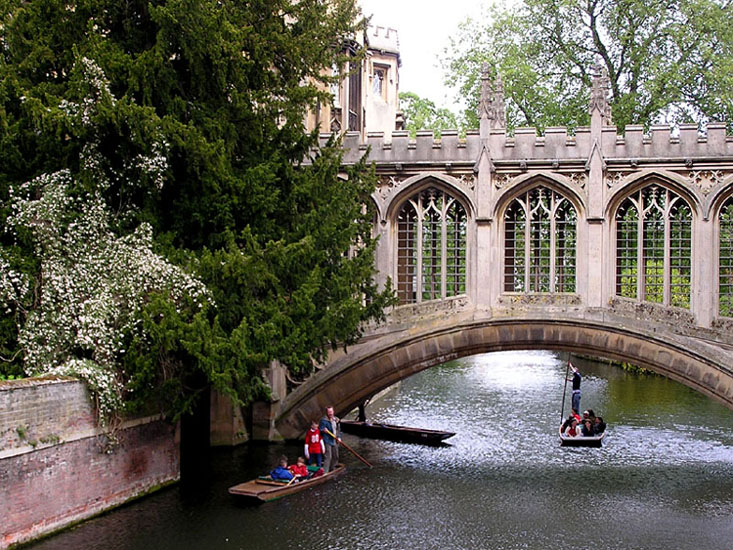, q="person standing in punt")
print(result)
[319,406,341,473]
[568,363,582,414]
[305,420,325,468]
